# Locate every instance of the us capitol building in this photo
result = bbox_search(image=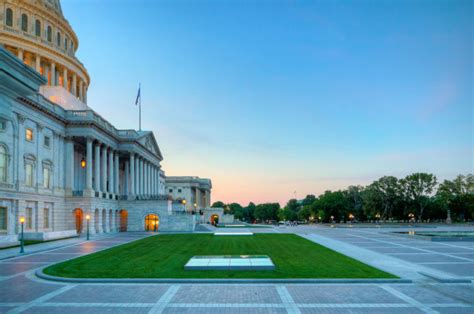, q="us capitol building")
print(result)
[0,0,228,247]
